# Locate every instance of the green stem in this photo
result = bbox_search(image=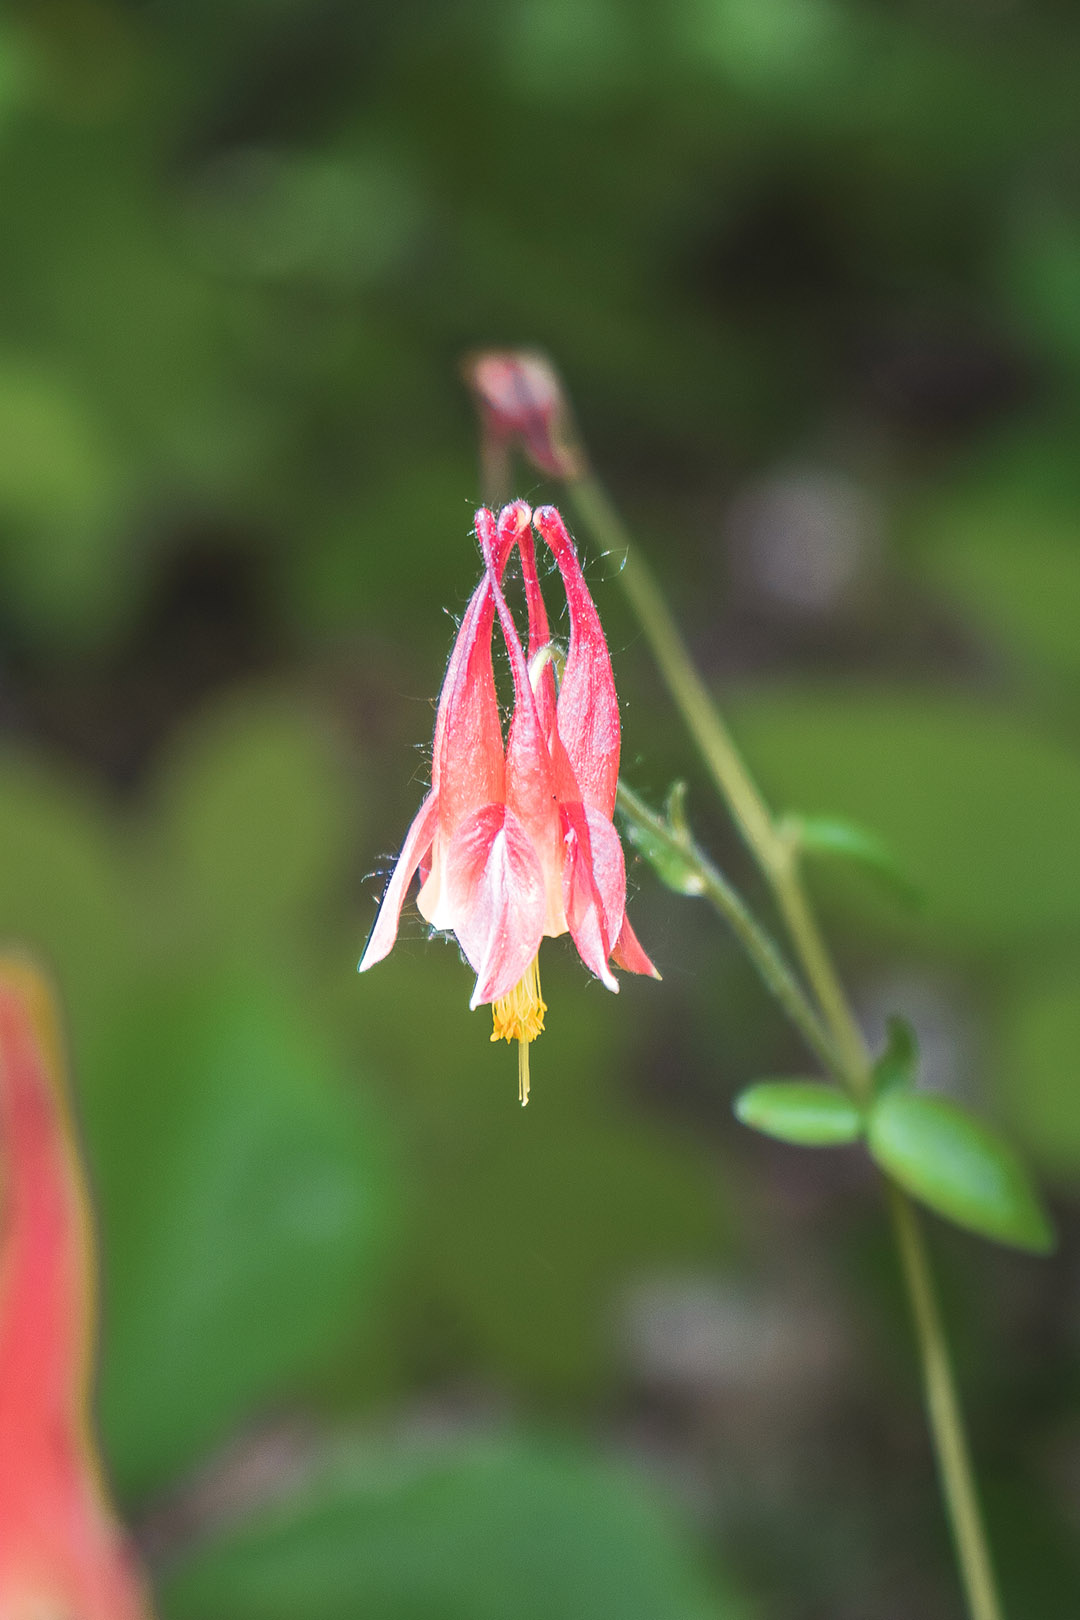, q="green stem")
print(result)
[570,479,780,865]
[770,854,872,1095]
[569,471,1006,1620]
[616,781,839,1077]
[889,1187,1005,1620]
